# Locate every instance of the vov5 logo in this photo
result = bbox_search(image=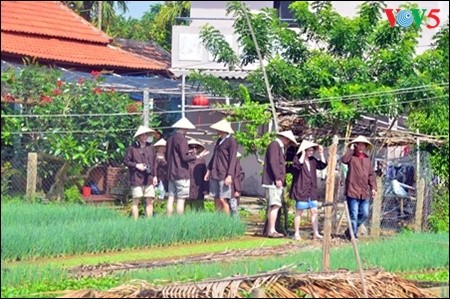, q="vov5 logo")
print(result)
[384,8,440,29]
